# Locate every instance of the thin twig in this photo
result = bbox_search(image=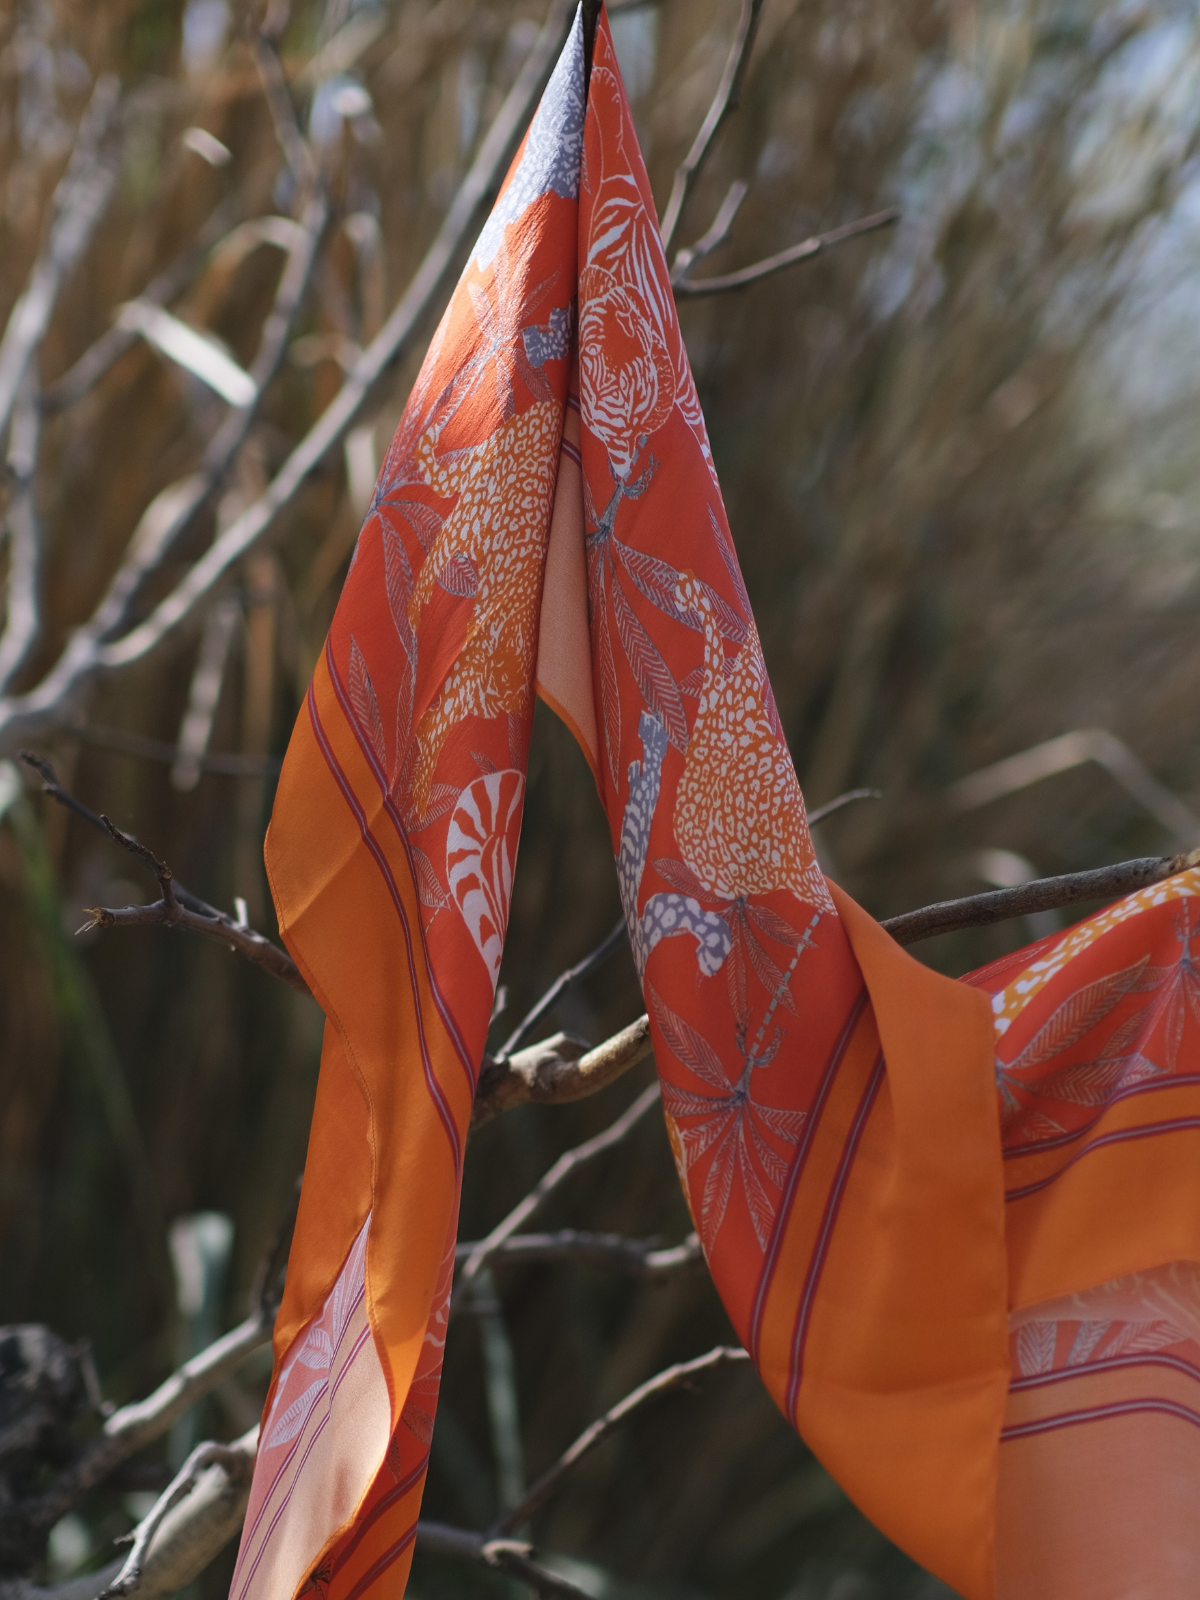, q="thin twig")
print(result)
[947,727,1200,850]
[490,1346,751,1536]
[499,916,627,1056]
[0,77,123,440]
[0,377,42,690]
[674,207,900,296]
[93,189,329,642]
[83,890,308,991]
[415,1523,593,1599]
[19,753,309,993]
[659,0,766,252]
[457,1083,662,1303]
[807,787,882,826]
[456,1229,703,1279]
[880,849,1200,946]
[98,813,176,907]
